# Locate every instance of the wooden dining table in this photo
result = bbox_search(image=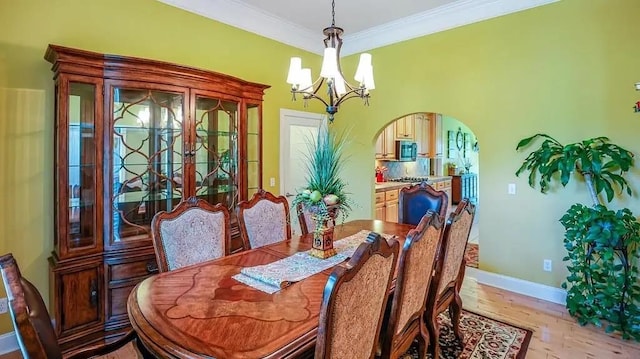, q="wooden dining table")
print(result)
[127,220,414,358]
